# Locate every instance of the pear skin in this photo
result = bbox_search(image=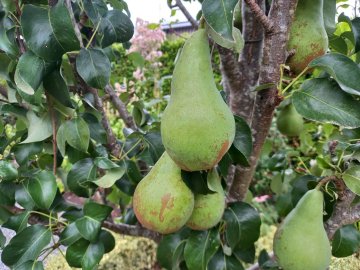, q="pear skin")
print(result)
[287,0,328,75]
[276,104,304,137]
[273,188,331,270]
[133,152,194,234]
[186,169,225,230]
[161,29,235,171]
